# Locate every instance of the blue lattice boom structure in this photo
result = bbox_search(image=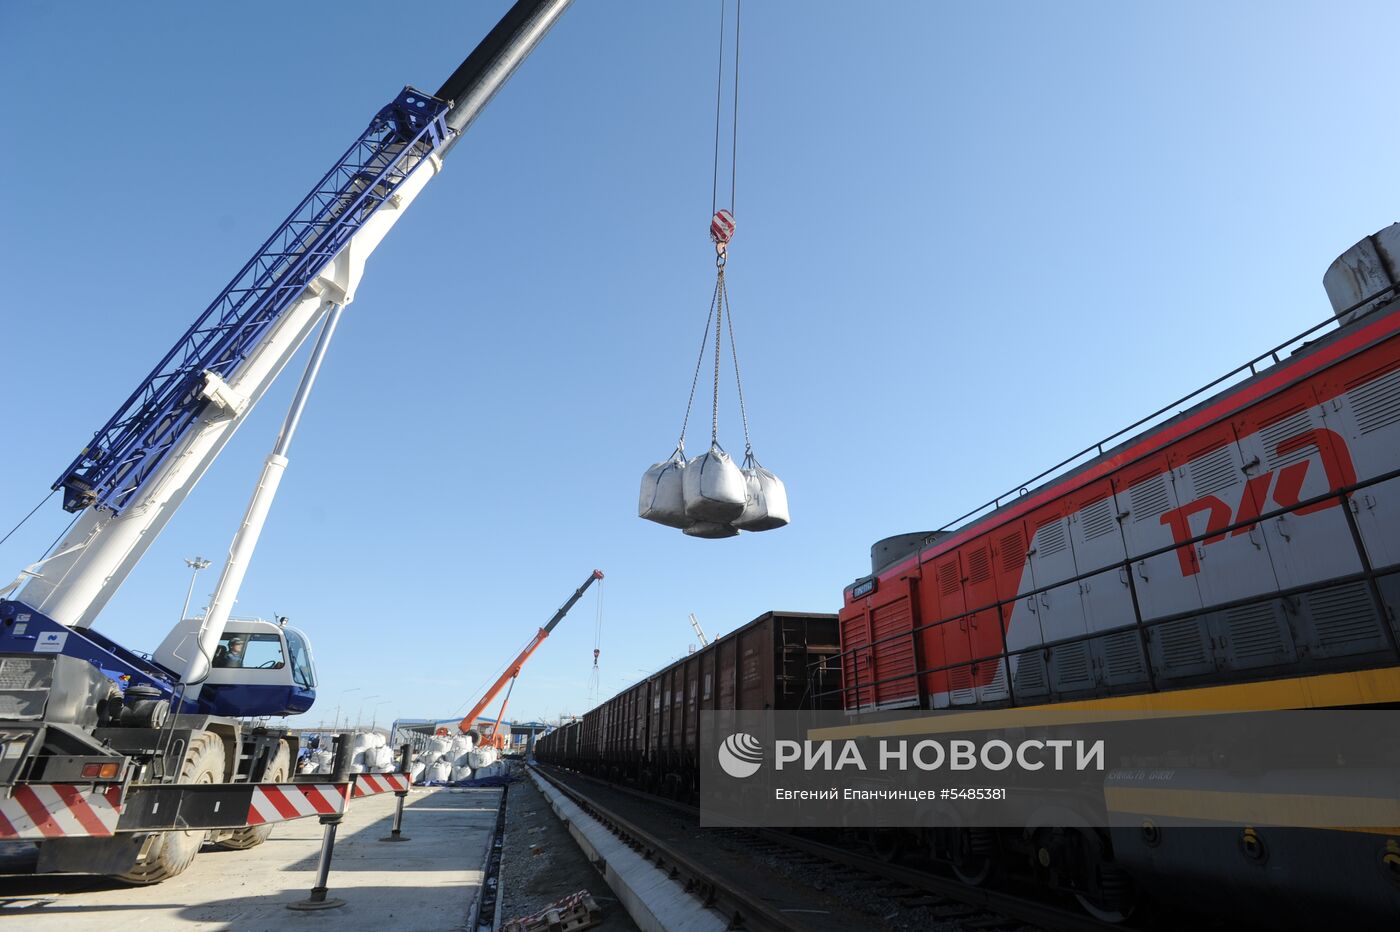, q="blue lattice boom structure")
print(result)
[55,88,451,515]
